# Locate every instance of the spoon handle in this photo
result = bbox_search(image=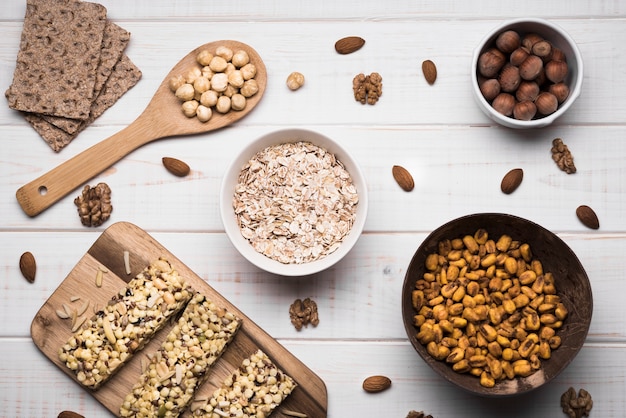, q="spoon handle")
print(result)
[16,119,158,217]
